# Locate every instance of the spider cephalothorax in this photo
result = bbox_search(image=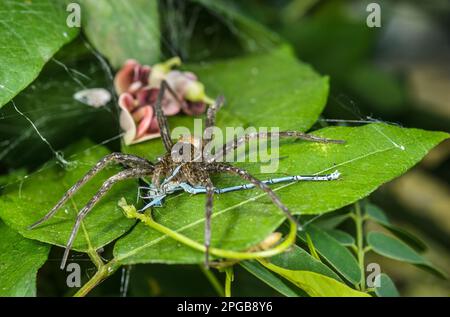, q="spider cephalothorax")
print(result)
[29,80,344,269]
